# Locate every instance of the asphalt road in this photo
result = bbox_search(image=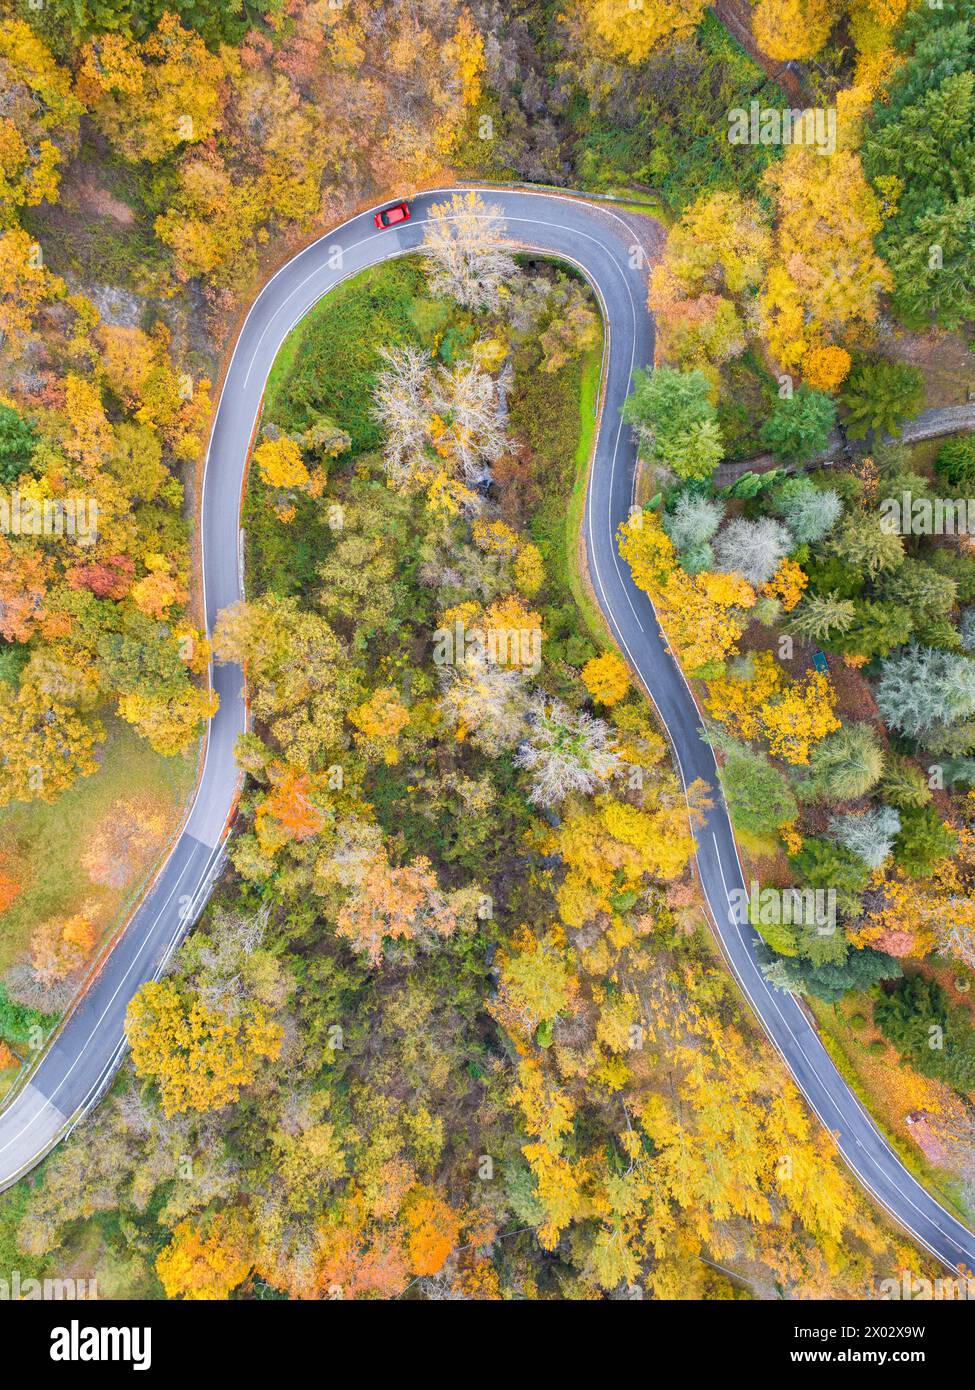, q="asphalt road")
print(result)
[1,189,973,1278]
